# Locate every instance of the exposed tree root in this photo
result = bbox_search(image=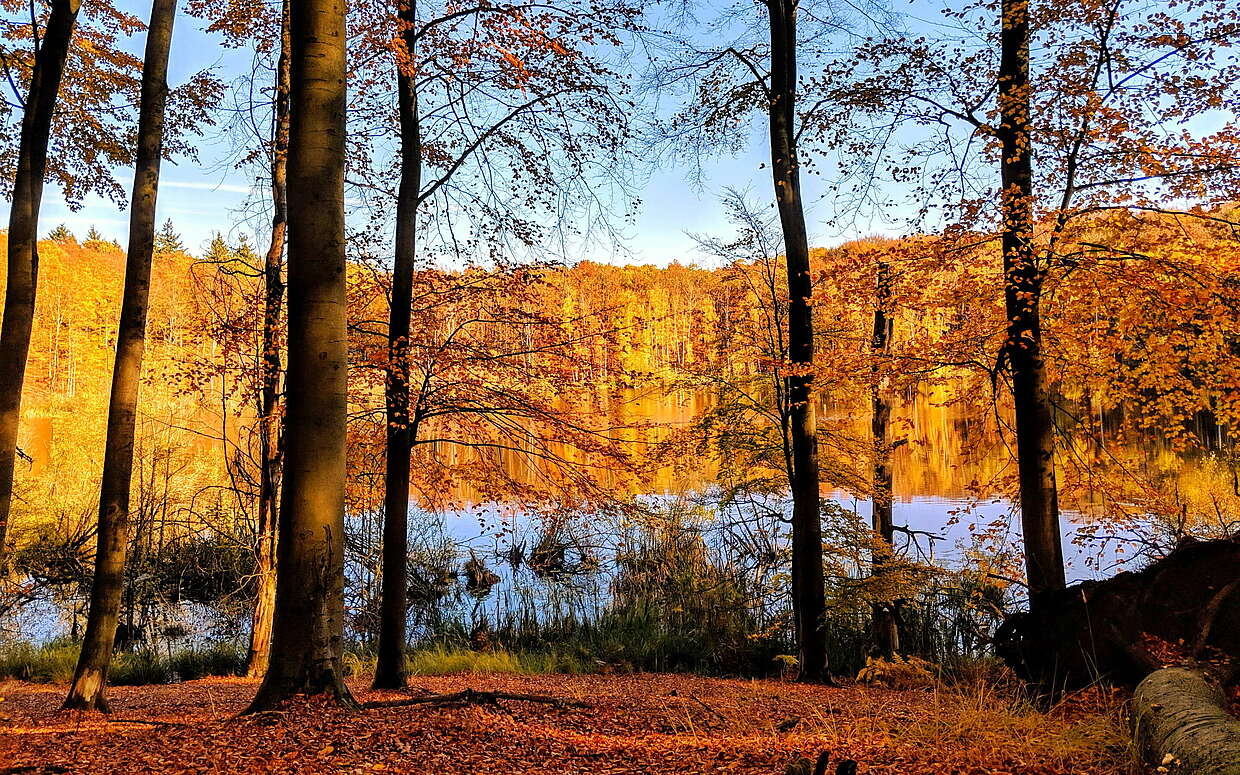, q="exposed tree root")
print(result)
[361,688,587,710]
[783,750,859,775]
[1132,667,1240,775]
